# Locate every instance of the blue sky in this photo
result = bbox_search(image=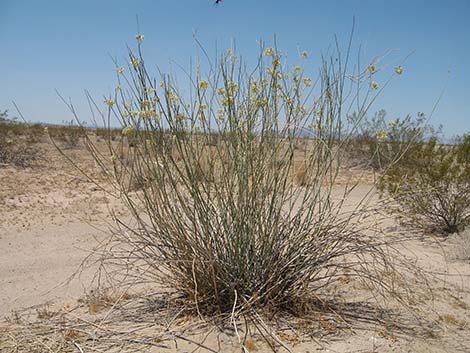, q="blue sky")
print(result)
[1,0,469,136]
